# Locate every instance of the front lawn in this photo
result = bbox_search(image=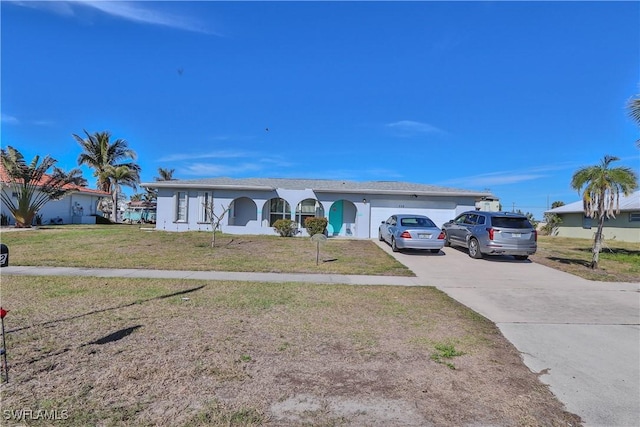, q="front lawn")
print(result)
[0,275,581,426]
[532,236,640,282]
[0,225,411,276]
